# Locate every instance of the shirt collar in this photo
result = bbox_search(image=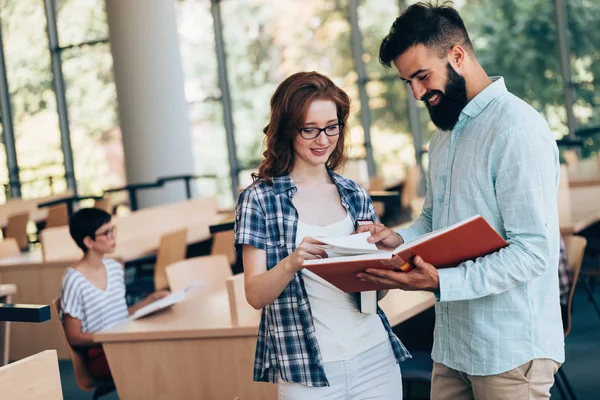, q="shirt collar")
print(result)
[271,168,358,195]
[459,76,506,120]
